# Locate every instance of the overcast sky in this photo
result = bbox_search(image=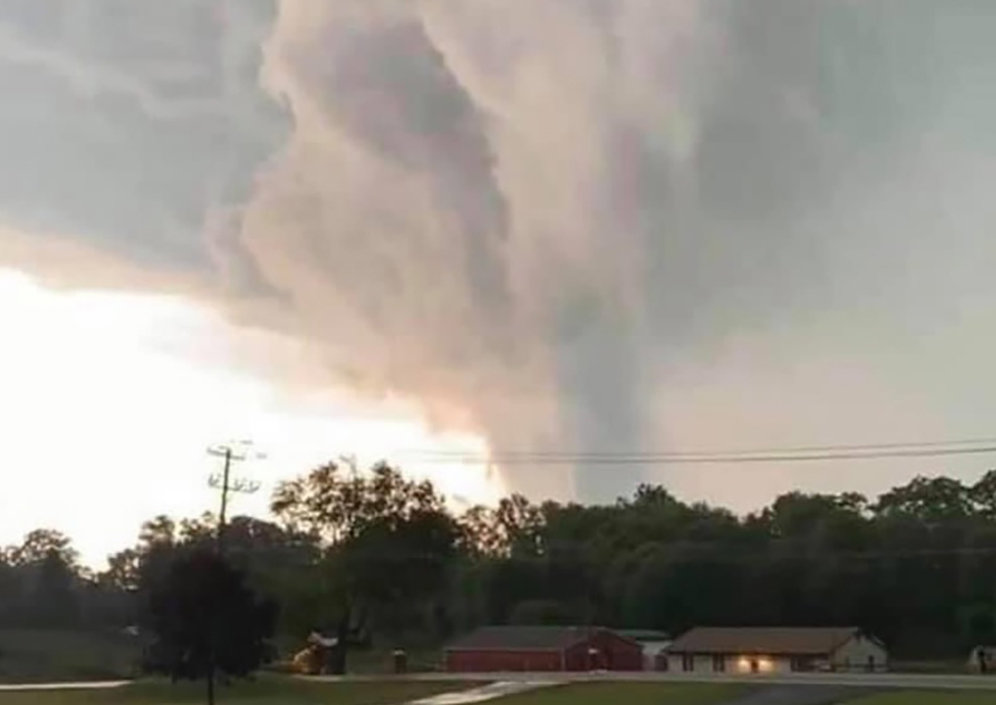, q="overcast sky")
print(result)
[2,1,996,563]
